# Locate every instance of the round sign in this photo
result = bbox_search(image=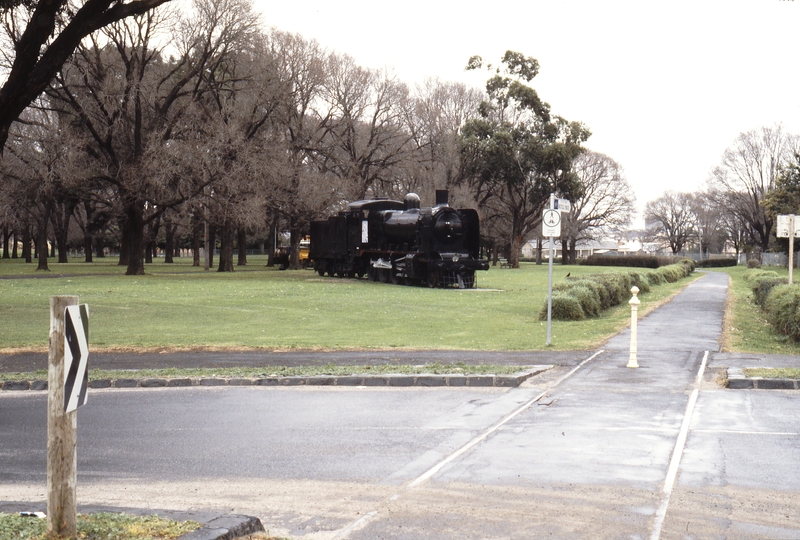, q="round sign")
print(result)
[543,209,561,227]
